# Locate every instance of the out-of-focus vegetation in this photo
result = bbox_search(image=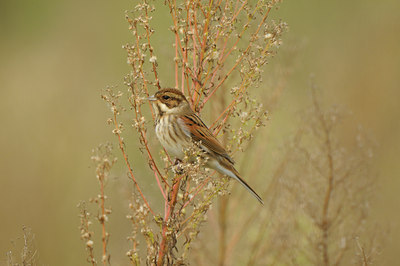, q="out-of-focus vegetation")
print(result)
[1,0,399,265]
